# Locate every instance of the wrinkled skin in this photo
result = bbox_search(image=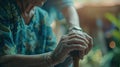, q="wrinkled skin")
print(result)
[51,29,93,64]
